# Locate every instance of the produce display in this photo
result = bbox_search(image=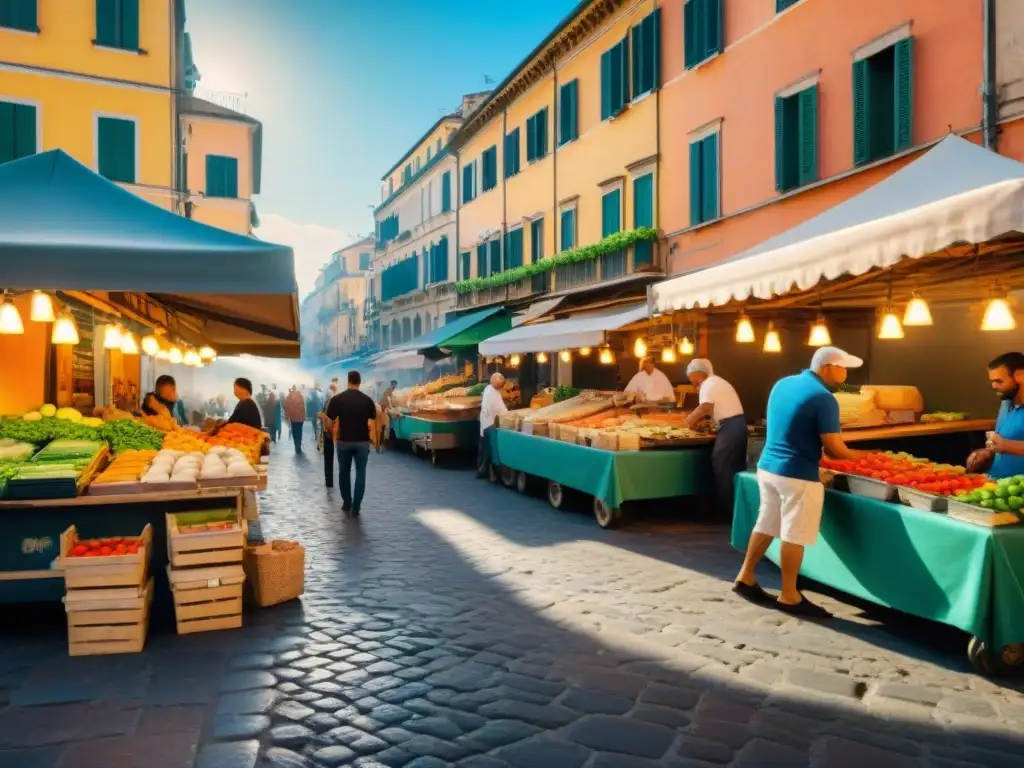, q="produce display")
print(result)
[199,447,257,480]
[553,386,582,403]
[953,474,1024,512]
[91,450,158,485]
[833,385,925,428]
[921,411,968,423]
[142,450,203,484]
[98,420,164,453]
[6,440,106,499]
[64,535,144,558]
[161,423,263,464]
[0,439,35,463]
[520,392,625,425]
[820,451,988,496]
[0,413,105,443]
